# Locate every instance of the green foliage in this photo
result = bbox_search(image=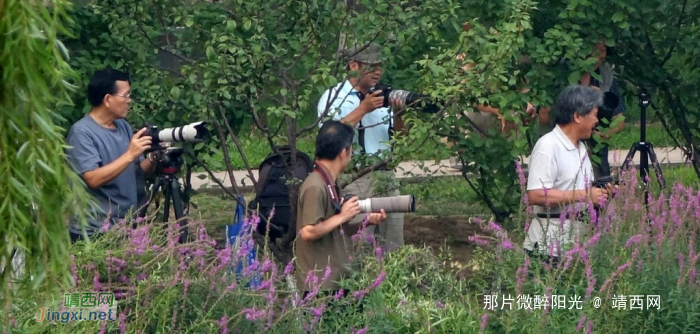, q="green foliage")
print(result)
[8,173,700,332]
[465,171,700,333]
[0,0,94,317]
